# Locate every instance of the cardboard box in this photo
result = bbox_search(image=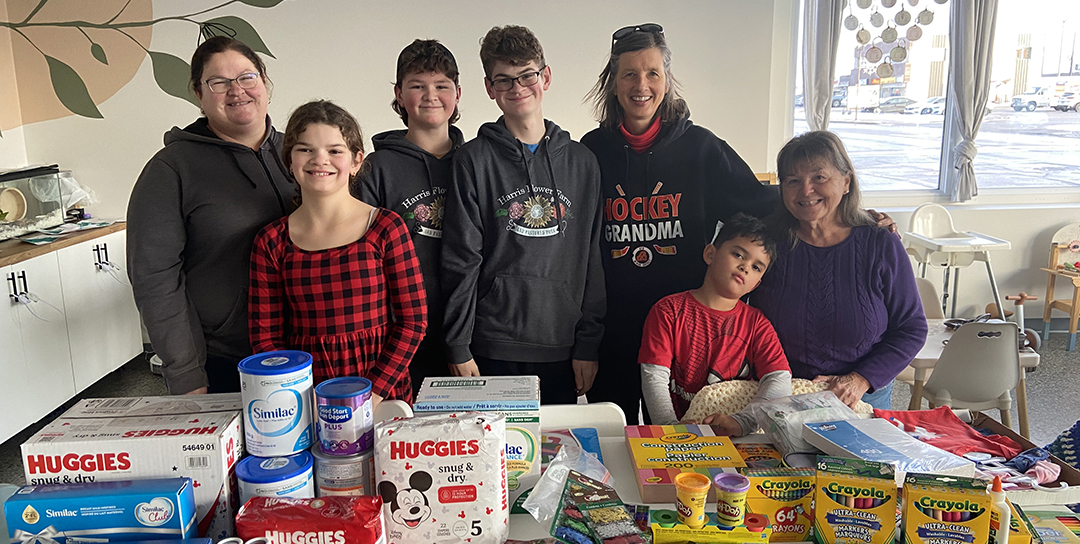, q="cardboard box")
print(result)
[4,478,197,543]
[624,425,745,504]
[740,467,815,542]
[900,472,991,544]
[813,457,896,544]
[413,376,540,514]
[21,395,244,540]
[969,412,1080,506]
[1013,509,1080,544]
[1009,502,1039,544]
